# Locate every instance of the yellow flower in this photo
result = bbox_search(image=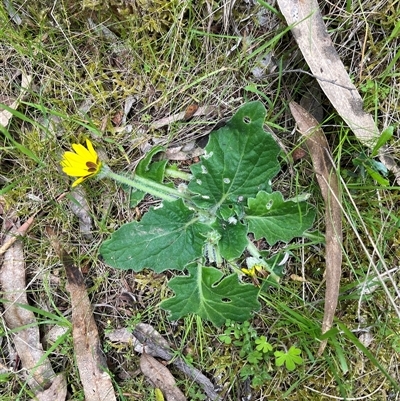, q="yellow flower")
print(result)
[242,264,270,287]
[242,264,263,277]
[61,139,102,187]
